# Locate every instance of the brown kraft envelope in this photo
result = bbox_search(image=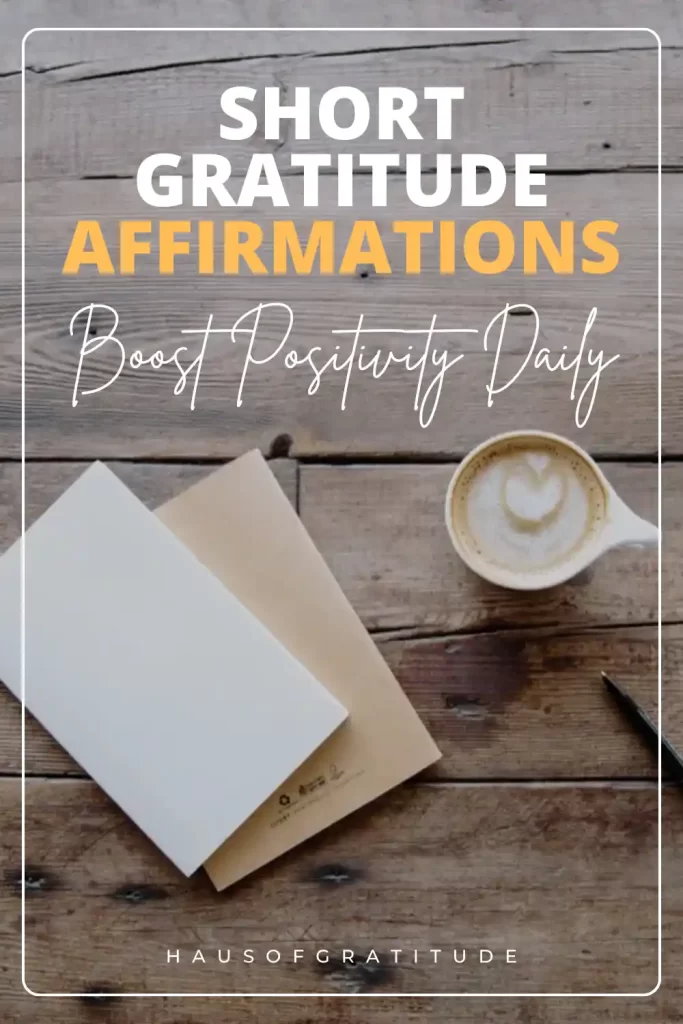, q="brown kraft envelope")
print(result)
[156,449,441,890]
